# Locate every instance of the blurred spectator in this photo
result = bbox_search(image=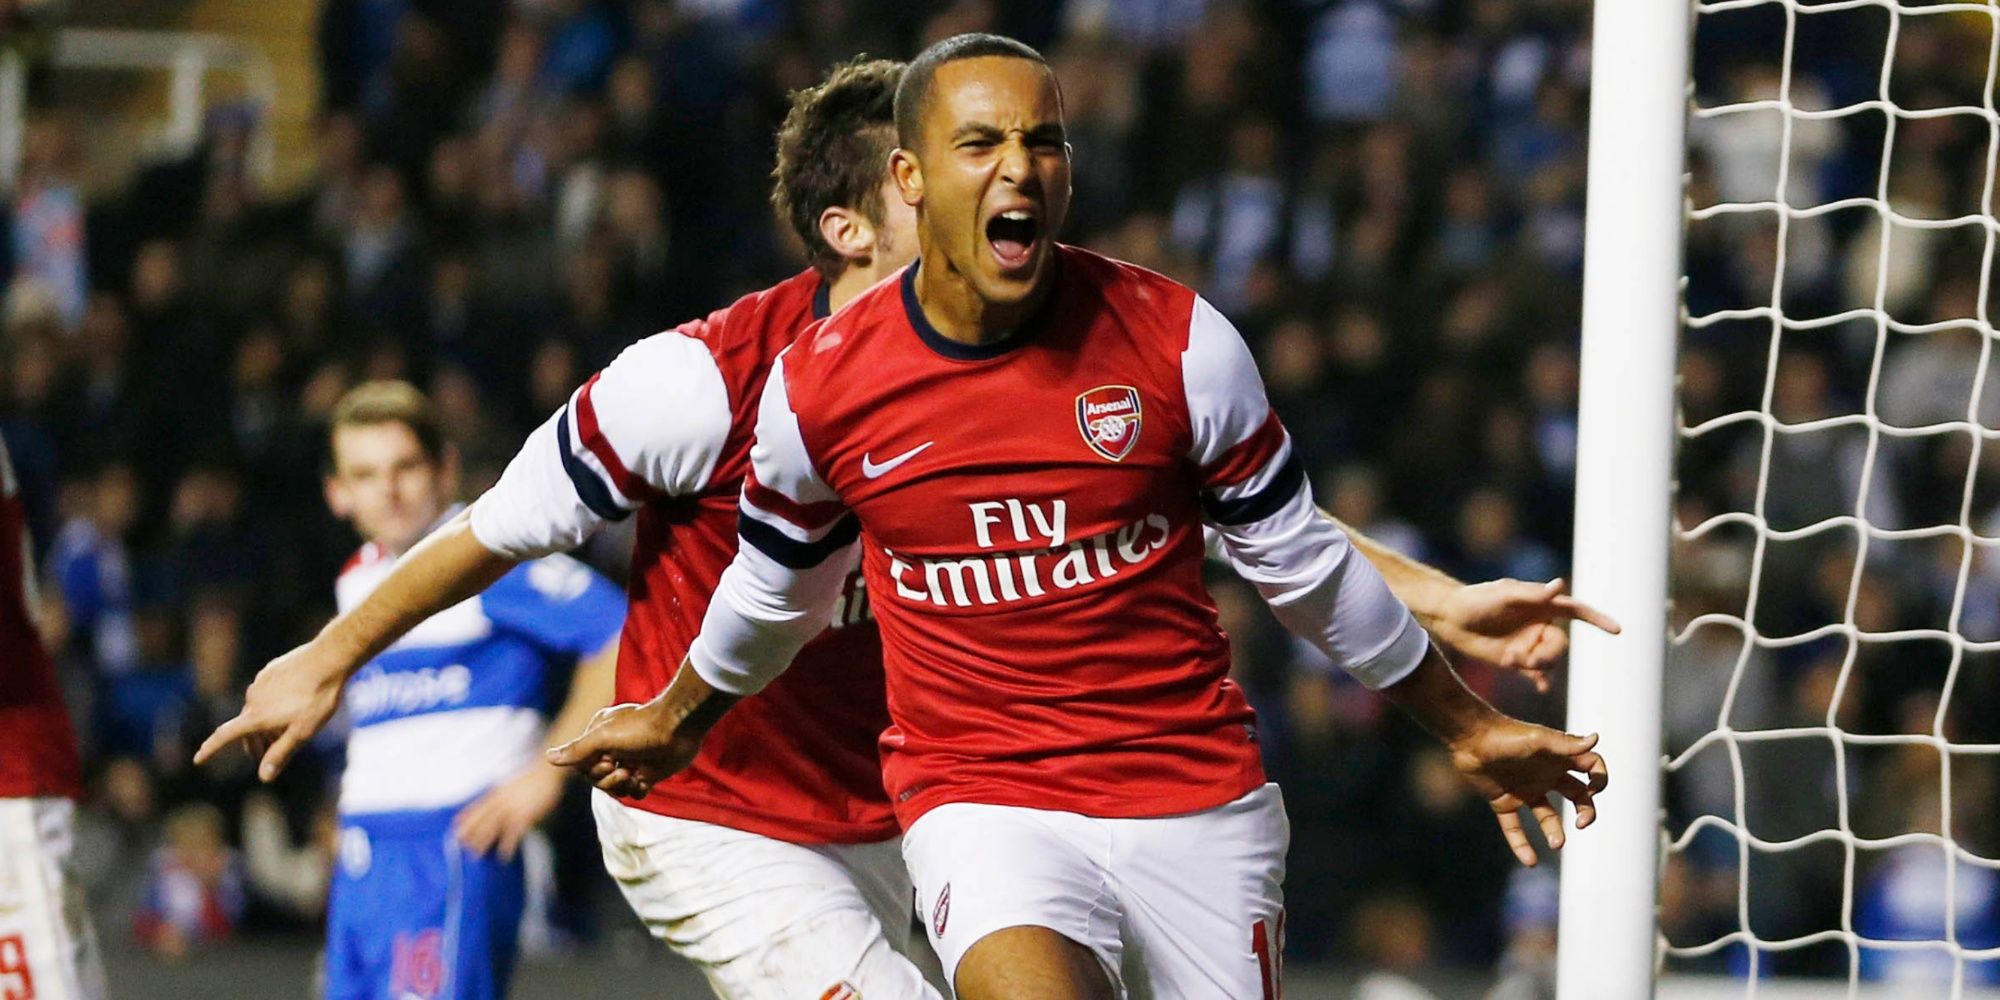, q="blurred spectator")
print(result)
[1304,0,1398,126]
[9,119,88,329]
[240,792,337,920]
[49,463,140,675]
[132,803,247,959]
[1485,866,1560,1000]
[1349,892,1446,1000]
